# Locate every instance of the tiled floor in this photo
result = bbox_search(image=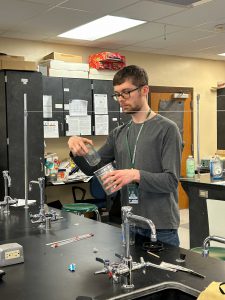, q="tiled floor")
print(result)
[179,209,190,249]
